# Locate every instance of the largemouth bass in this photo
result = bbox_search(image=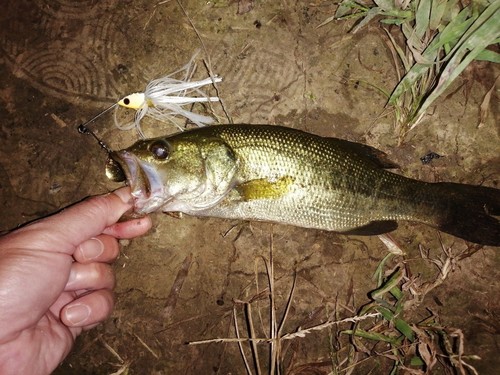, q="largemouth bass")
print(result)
[106,124,500,246]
